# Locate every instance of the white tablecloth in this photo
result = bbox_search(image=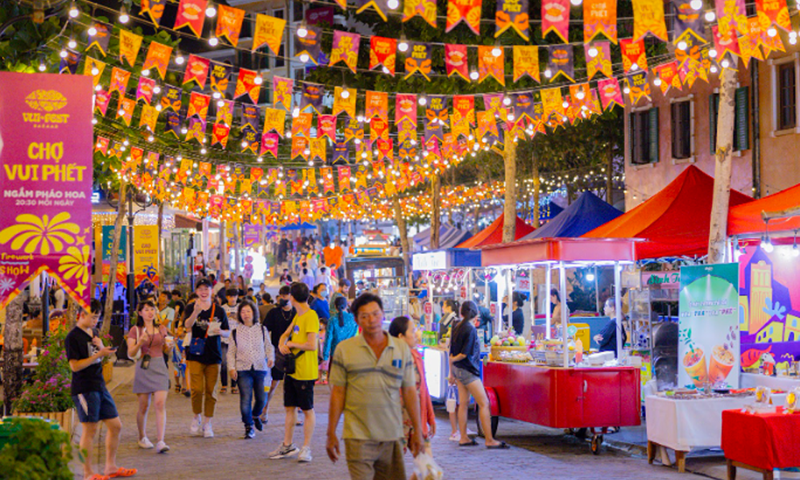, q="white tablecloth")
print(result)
[740,373,800,391]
